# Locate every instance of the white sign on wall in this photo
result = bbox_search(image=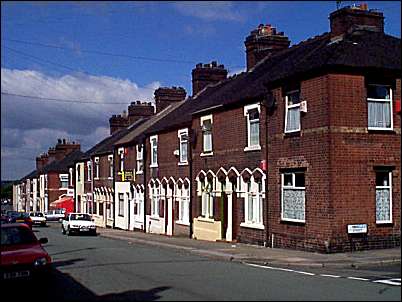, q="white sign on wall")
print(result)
[347,224,368,234]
